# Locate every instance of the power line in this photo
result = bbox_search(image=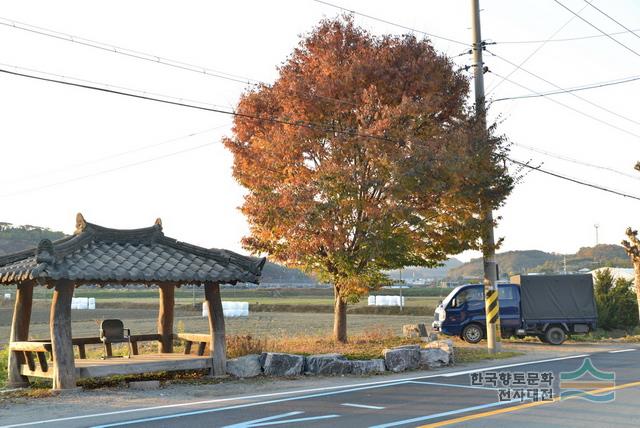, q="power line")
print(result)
[553,0,640,58]
[5,57,638,204]
[512,142,640,181]
[0,66,402,145]
[1,124,231,186]
[0,16,356,108]
[494,27,640,44]
[487,50,640,129]
[507,157,640,201]
[0,16,258,85]
[311,0,469,46]
[489,69,640,141]
[486,2,589,95]
[583,1,640,42]
[0,140,217,198]
[493,73,640,101]
[0,62,230,111]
